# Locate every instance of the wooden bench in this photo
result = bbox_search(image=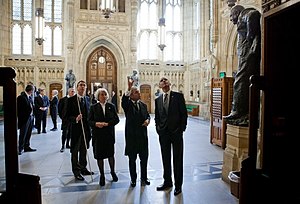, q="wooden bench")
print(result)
[186,104,199,116]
